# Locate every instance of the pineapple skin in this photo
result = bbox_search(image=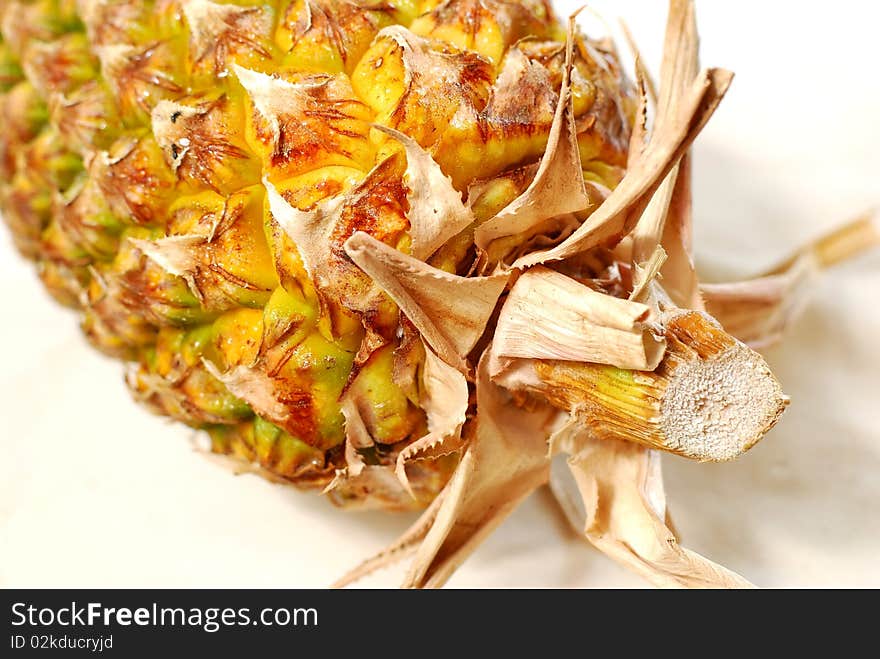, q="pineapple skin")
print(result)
[0,0,634,509]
